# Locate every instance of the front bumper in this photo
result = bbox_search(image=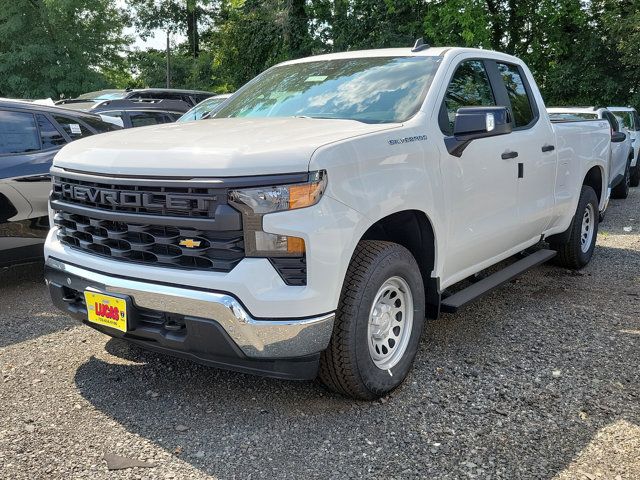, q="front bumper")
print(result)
[45,258,335,380]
